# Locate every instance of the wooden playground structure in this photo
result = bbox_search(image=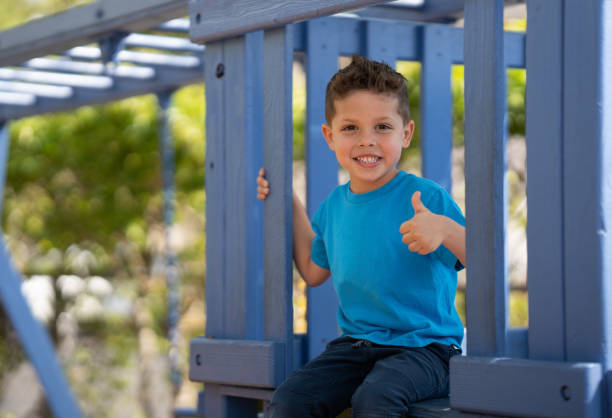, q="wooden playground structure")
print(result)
[0,1,610,417]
